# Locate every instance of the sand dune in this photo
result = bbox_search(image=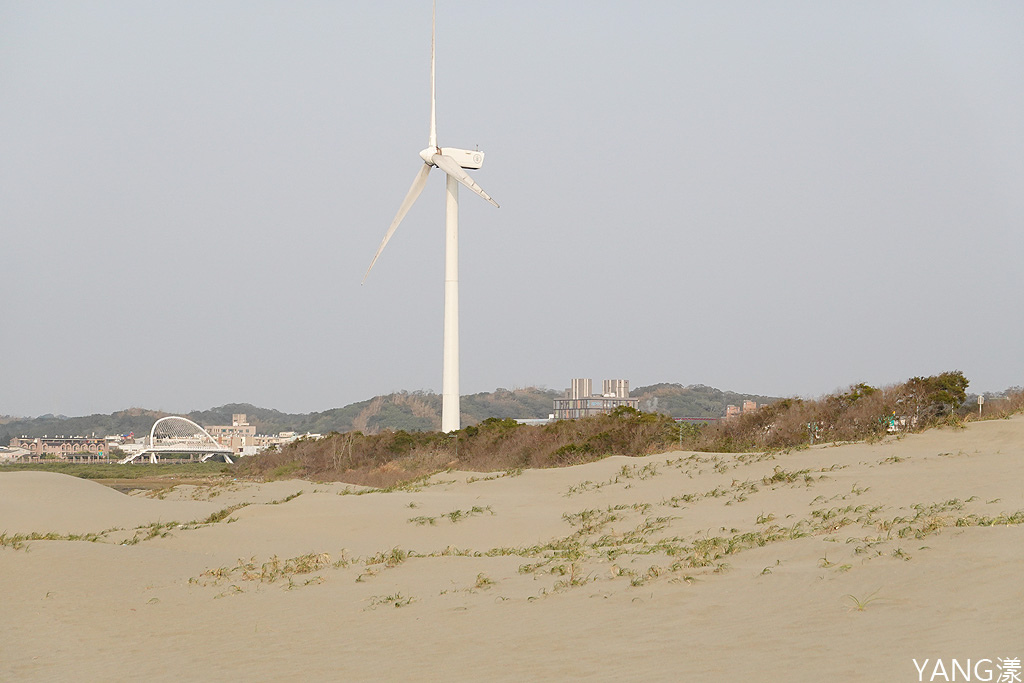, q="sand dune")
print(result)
[0,472,224,535]
[2,416,1022,681]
